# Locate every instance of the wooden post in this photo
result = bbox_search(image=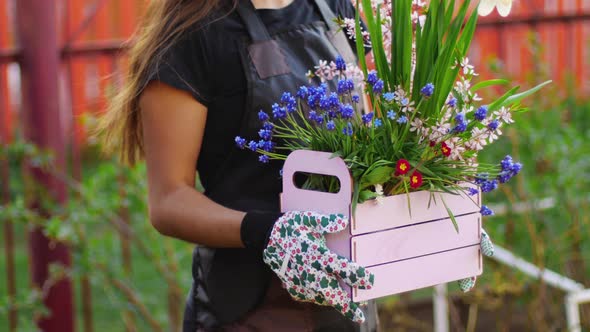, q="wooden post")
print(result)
[15,0,74,331]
